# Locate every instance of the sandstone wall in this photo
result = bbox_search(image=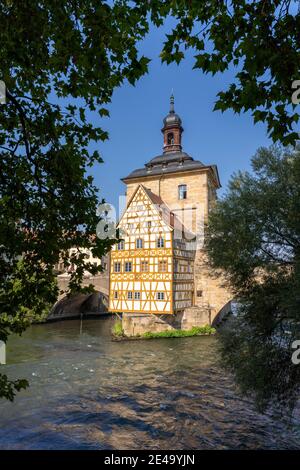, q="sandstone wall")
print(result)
[126,171,208,212]
[122,306,211,337]
[193,250,232,322]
